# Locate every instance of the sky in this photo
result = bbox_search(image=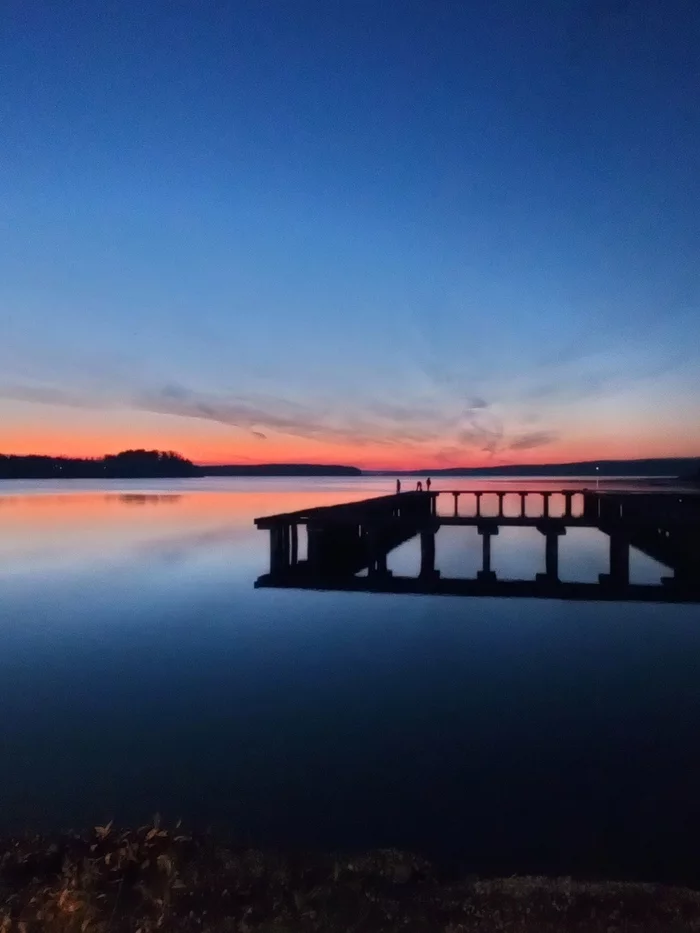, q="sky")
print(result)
[1,0,699,469]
